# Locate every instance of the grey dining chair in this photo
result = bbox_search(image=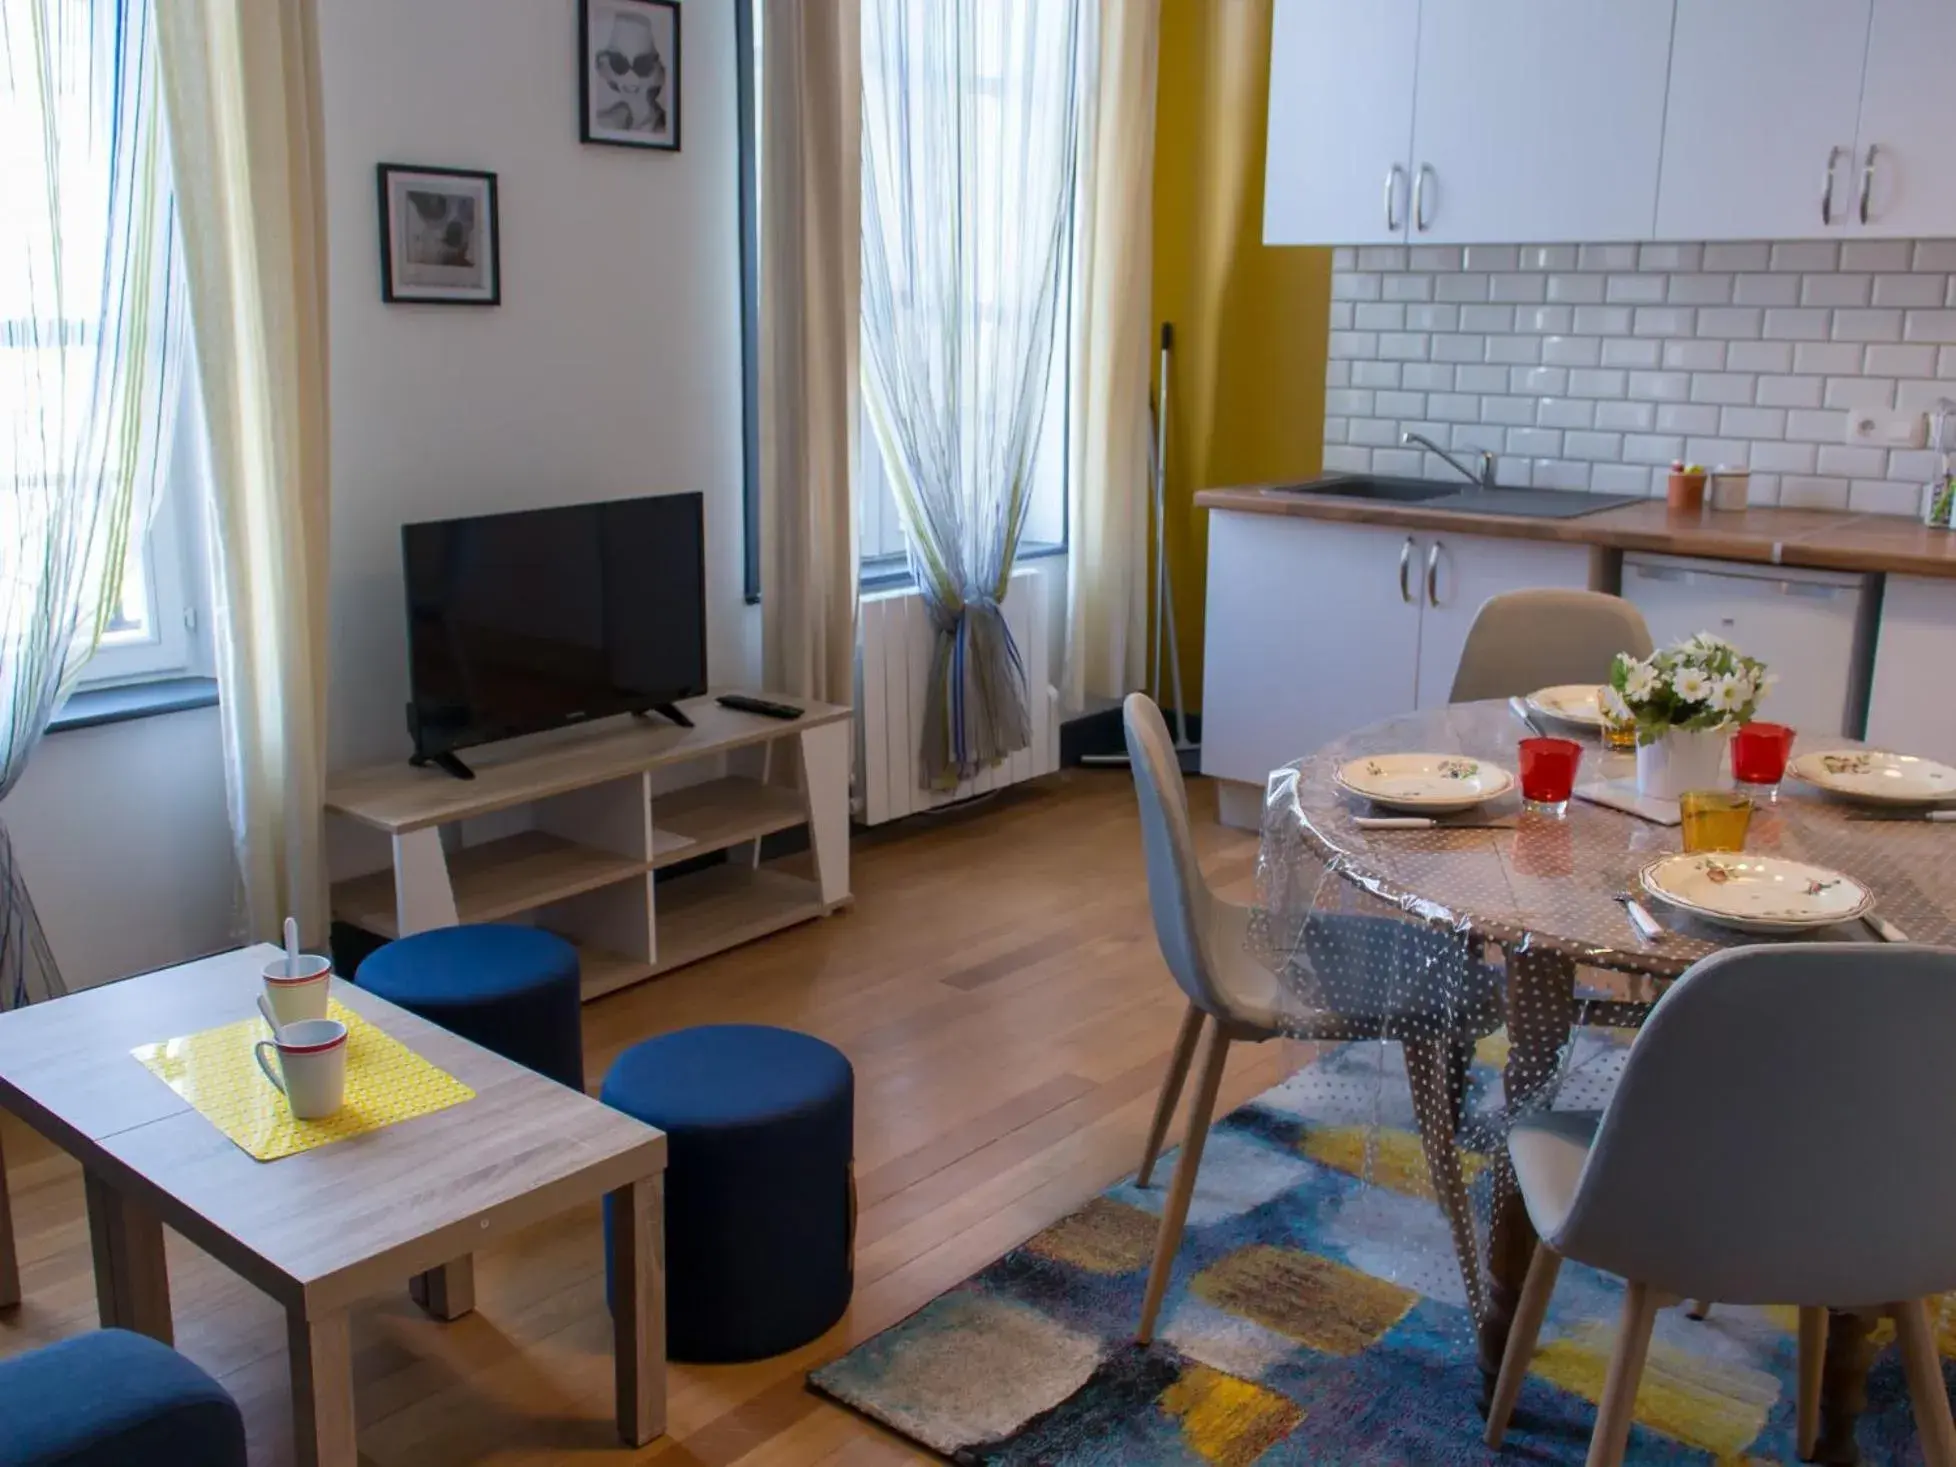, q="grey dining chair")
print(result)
[1122,693,1504,1341]
[1449,588,1654,704]
[1484,943,1956,1467]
